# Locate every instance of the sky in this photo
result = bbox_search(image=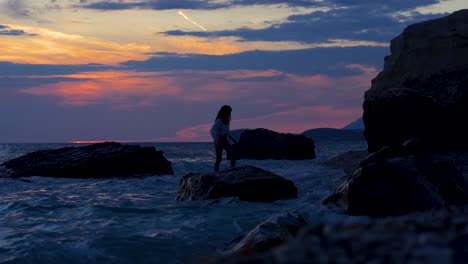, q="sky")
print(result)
[0,0,466,143]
